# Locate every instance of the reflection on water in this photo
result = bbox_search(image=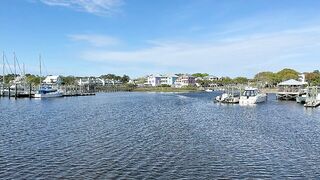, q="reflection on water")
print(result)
[0,92,320,179]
